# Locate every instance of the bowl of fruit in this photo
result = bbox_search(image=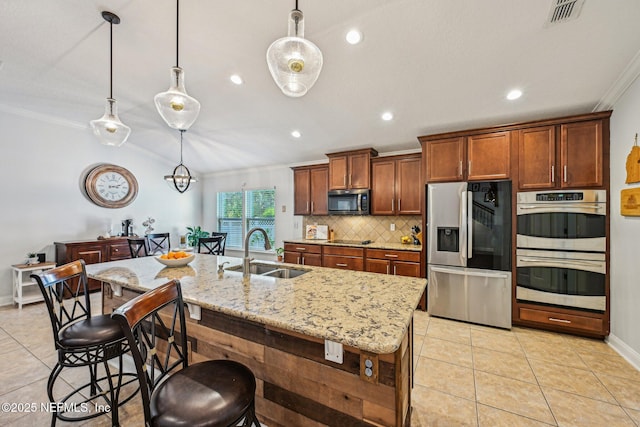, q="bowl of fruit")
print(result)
[154,251,195,267]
